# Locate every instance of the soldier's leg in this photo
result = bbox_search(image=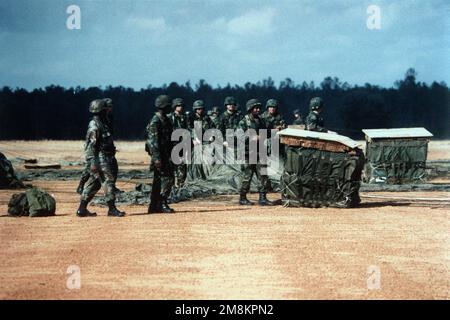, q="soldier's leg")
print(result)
[149,163,162,213]
[81,176,101,202]
[77,174,101,217]
[110,156,123,194]
[101,156,125,217]
[111,156,118,183]
[160,163,175,213]
[256,164,274,206]
[239,164,254,205]
[76,161,91,194]
[179,164,187,187]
